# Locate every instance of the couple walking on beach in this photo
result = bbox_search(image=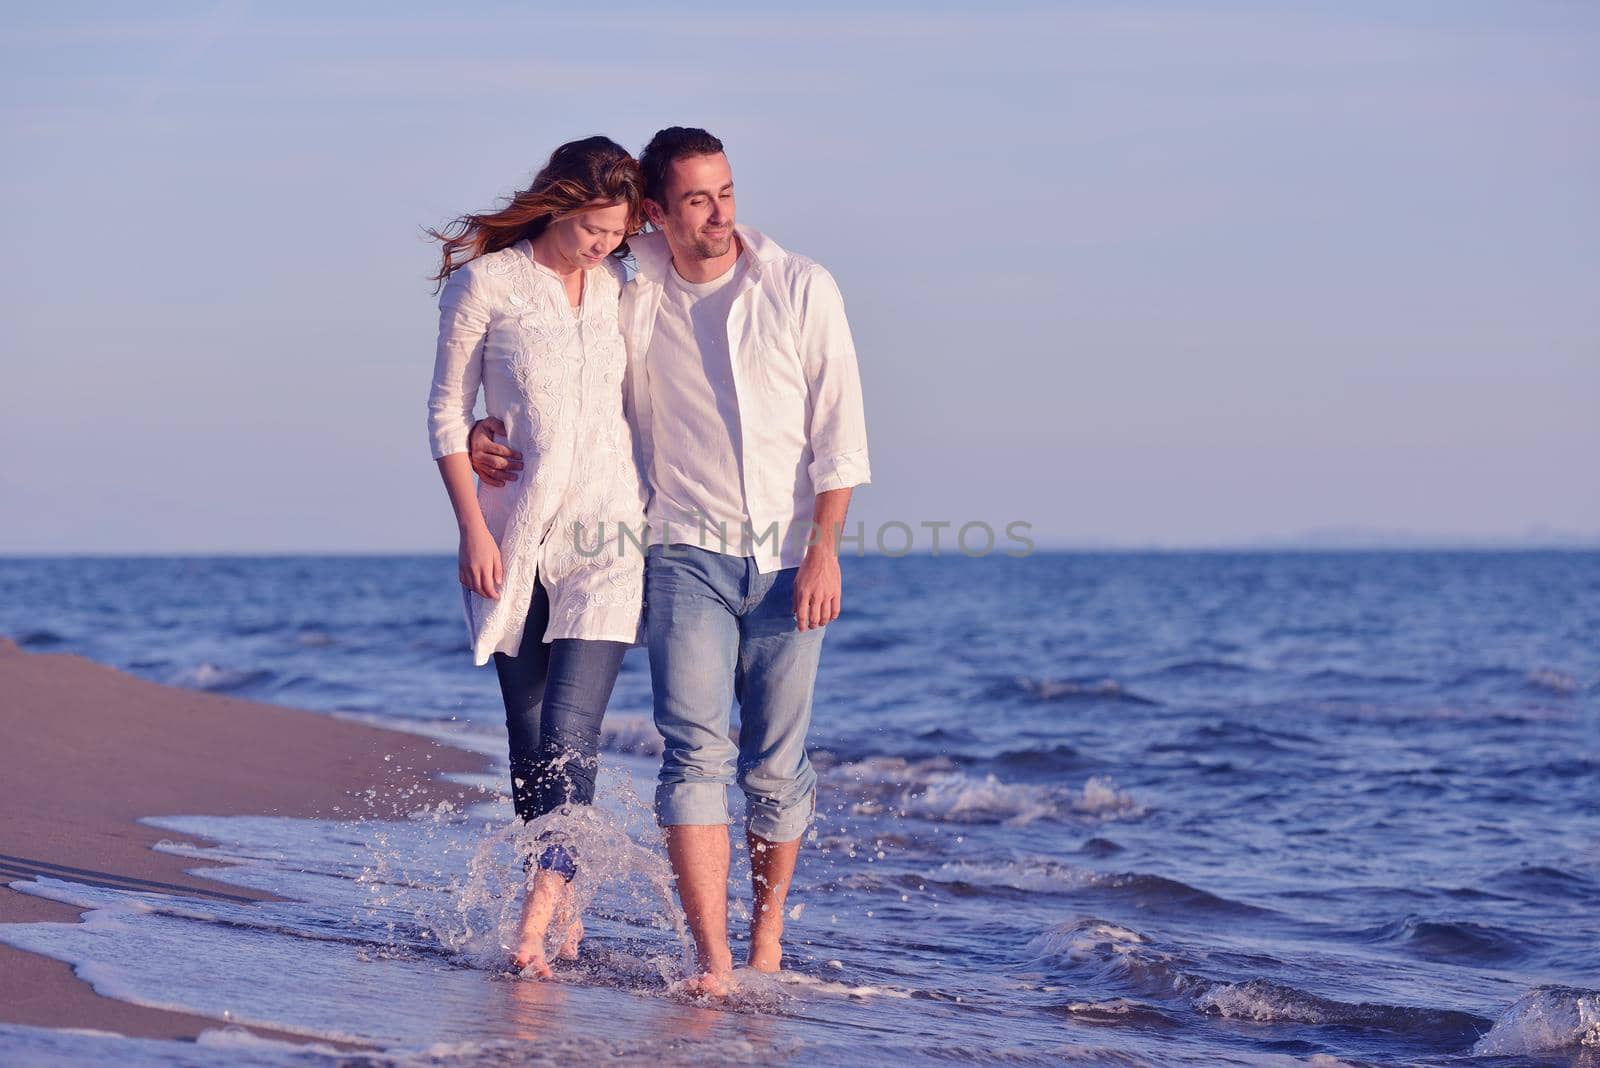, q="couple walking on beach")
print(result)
[425,128,870,993]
